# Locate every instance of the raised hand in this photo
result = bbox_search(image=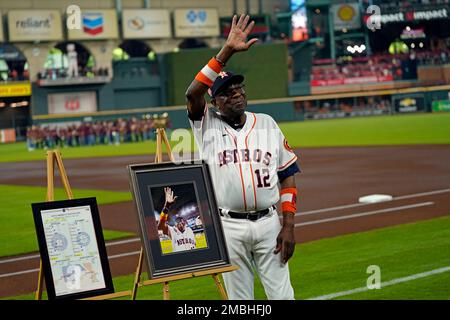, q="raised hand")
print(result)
[226,14,258,52]
[164,187,177,207]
